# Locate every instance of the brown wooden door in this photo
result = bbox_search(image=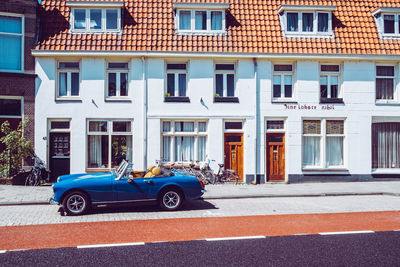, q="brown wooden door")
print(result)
[266,133,285,181]
[224,133,243,182]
